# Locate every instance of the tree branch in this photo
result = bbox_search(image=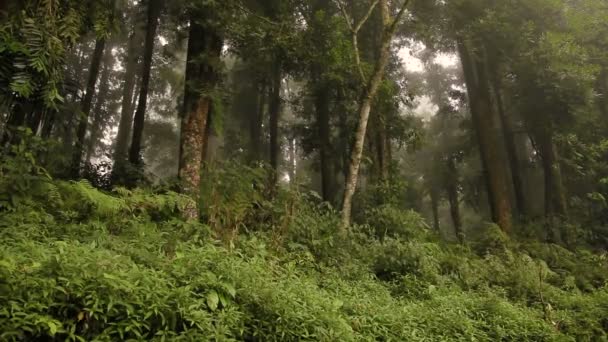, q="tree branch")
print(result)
[234,1,280,27]
[388,0,411,34]
[336,0,381,83]
[354,0,380,34]
[336,0,354,32]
